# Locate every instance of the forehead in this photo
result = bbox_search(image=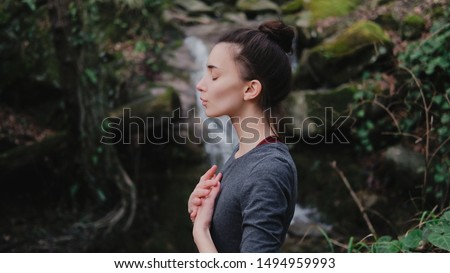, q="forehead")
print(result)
[208,43,240,69]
